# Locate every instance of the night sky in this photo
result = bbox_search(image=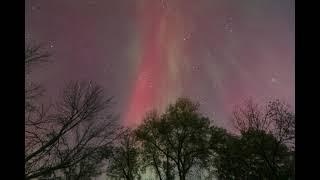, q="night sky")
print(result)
[25,0,295,128]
